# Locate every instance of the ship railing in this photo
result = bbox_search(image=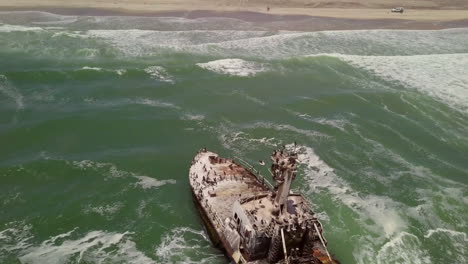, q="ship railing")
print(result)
[205,201,226,230]
[295,191,329,245]
[299,192,315,211]
[213,213,225,230]
[233,156,275,190]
